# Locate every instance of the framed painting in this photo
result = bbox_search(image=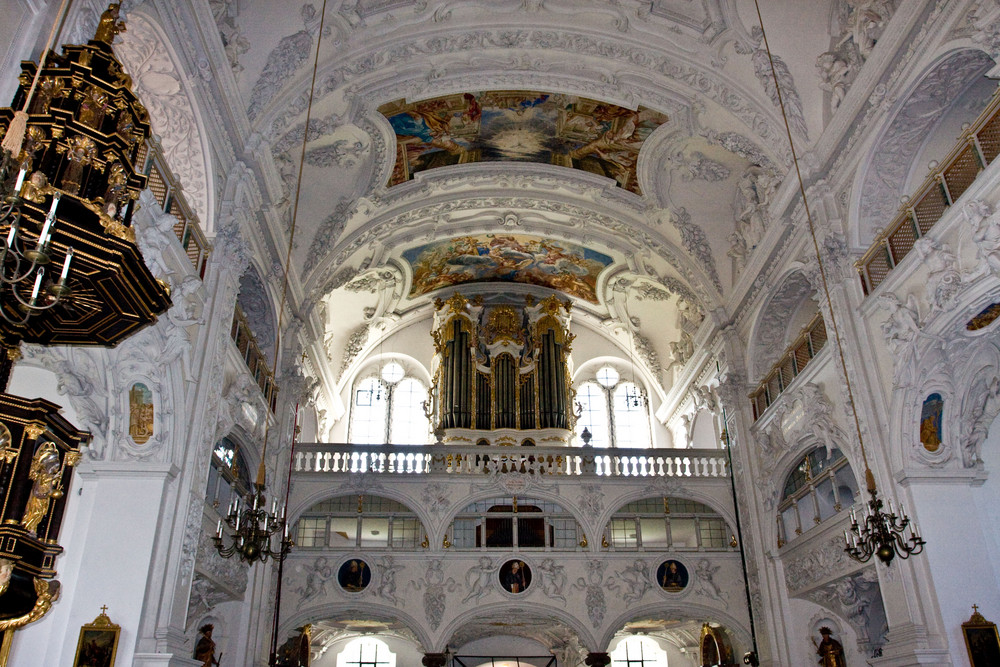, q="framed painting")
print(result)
[963,606,1000,667]
[73,607,120,667]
